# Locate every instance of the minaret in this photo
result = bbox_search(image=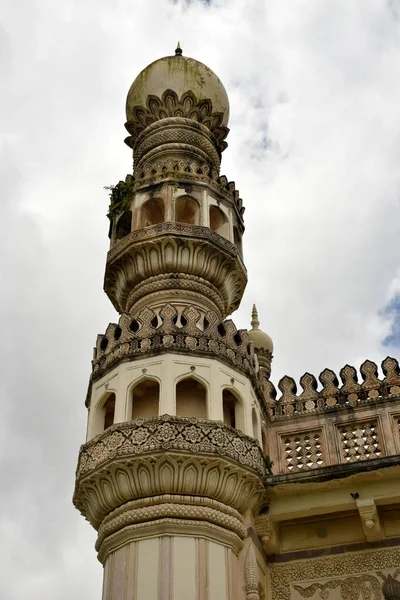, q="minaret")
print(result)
[73,46,270,599]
